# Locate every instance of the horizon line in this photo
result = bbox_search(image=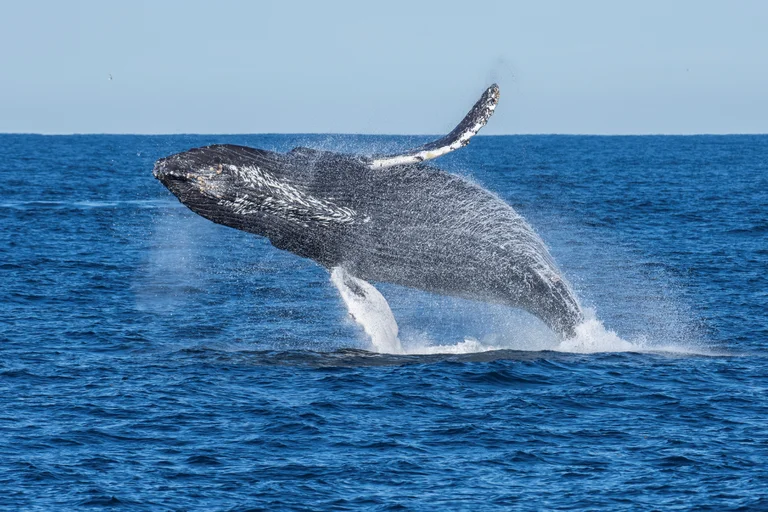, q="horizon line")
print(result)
[1,131,767,137]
